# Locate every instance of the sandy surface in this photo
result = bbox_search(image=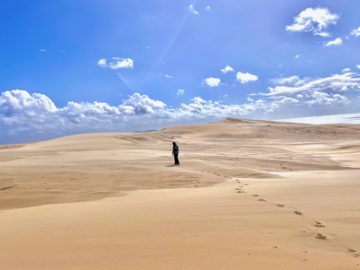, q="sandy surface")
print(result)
[1,117,359,269]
